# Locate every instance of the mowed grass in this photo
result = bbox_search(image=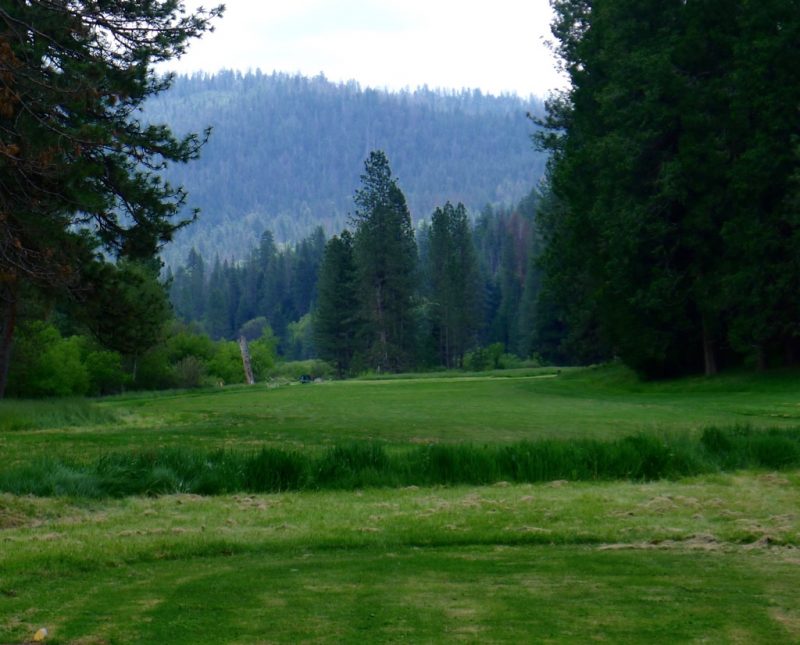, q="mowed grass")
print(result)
[2,364,800,642]
[2,364,800,466]
[2,474,800,643]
